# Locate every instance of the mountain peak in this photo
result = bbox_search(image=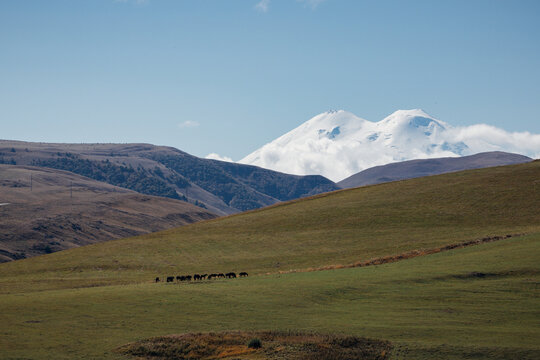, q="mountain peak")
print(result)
[239,109,540,182]
[306,110,369,127]
[381,109,447,132]
[388,108,431,118]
